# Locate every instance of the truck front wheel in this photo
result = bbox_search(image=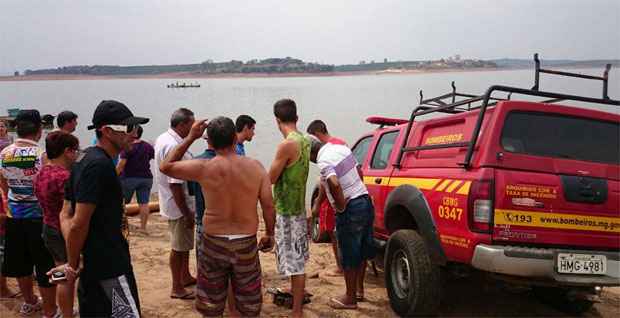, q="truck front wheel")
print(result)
[385,229,440,316]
